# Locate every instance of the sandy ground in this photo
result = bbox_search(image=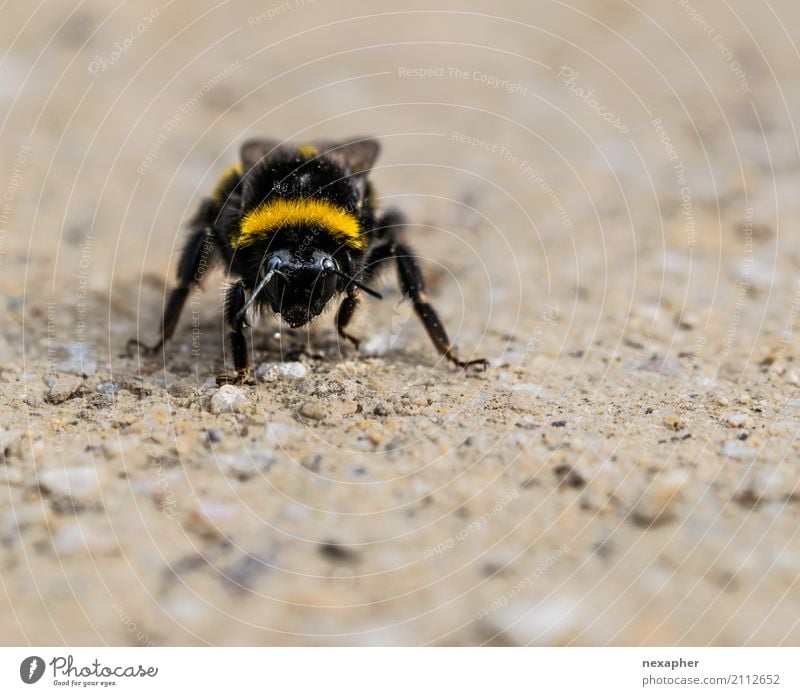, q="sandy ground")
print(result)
[1,0,800,646]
